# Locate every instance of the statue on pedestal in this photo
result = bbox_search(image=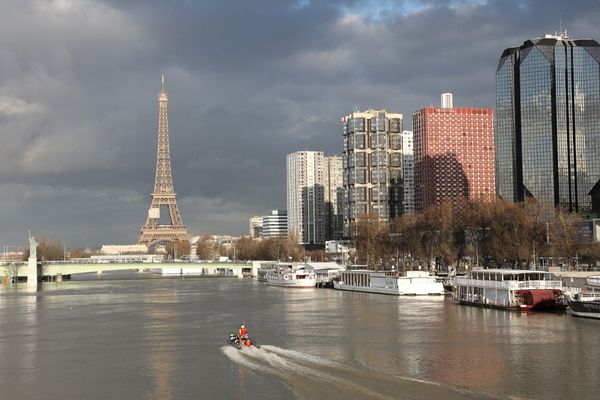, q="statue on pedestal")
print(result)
[28,231,38,260]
